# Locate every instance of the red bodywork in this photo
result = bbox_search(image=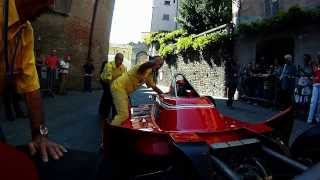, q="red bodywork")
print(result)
[105,74,290,157]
